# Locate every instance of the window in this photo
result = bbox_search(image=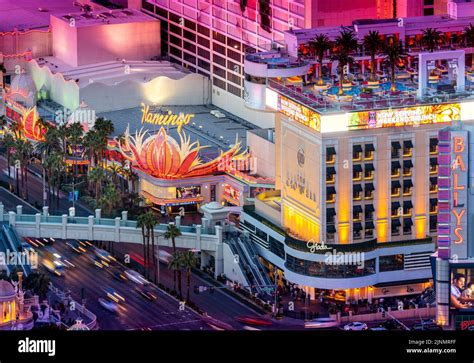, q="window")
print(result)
[403,140,413,157]
[227,37,241,51]
[353,164,362,181]
[256,228,268,241]
[365,221,374,238]
[169,35,182,47]
[227,60,241,73]
[391,160,401,177]
[169,24,182,36]
[183,52,196,65]
[403,218,413,235]
[326,147,336,164]
[391,141,401,158]
[403,180,413,196]
[353,184,363,200]
[429,177,437,193]
[327,208,336,224]
[198,59,210,72]
[353,145,363,161]
[429,215,437,232]
[403,159,413,176]
[364,163,374,180]
[169,46,182,58]
[269,236,285,259]
[183,29,196,42]
[391,202,401,217]
[213,65,226,78]
[198,36,210,48]
[213,54,226,67]
[213,43,226,55]
[198,24,210,36]
[353,206,363,221]
[227,83,242,97]
[184,19,196,31]
[364,183,374,199]
[213,31,226,44]
[391,219,401,236]
[327,186,336,203]
[430,138,438,154]
[353,223,363,240]
[326,167,336,183]
[365,205,374,221]
[227,72,242,86]
[423,8,434,16]
[430,198,438,214]
[198,47,210,60]
[142,0,154,12]
[213,77,226,90]
[403,200,413,216]
[391,181,401,197]
[183,41,196,53]
[227,48,242,62]
[430,157,438,174]
[364,144,375,160]
[379,255,404,272]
